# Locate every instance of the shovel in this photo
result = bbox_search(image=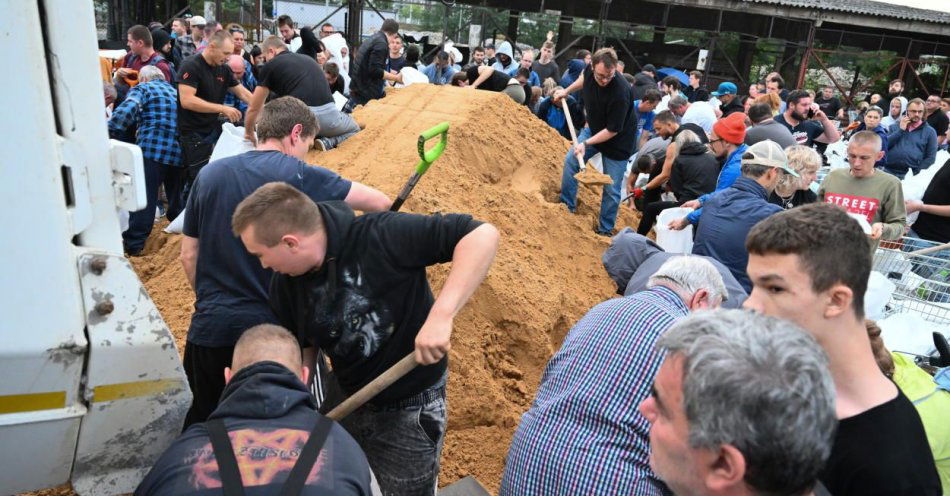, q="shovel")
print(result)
[390,121,450,211]
[561,98,613,187]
